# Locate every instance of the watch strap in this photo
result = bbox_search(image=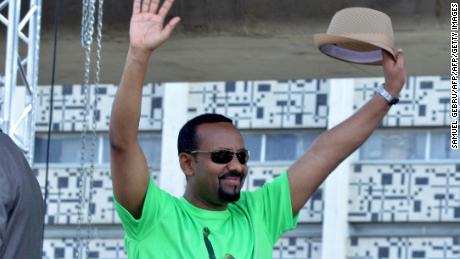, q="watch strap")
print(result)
[376,84,399,106]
